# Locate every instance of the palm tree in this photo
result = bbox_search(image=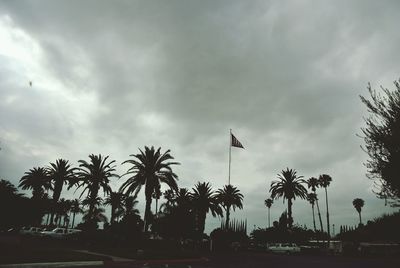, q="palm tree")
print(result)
[120,146,179,232]
[19,167,51,199]
[152,184,161,216]
[270,168,308,228]
[160,189,177,214]
[104,191,126,225]
[0,179,22,197]
[264,198,273,228]
[47,159,76,225]
[70,199,83,228]
[124,196,140,217]
[307,177,324,232]
[190,182,222,235]
[76,154,118,224]
[307,193,317,231]
[352,198,365,225]
[82,207,108,225]
[216,184,243,227]
[319,174,332,237]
